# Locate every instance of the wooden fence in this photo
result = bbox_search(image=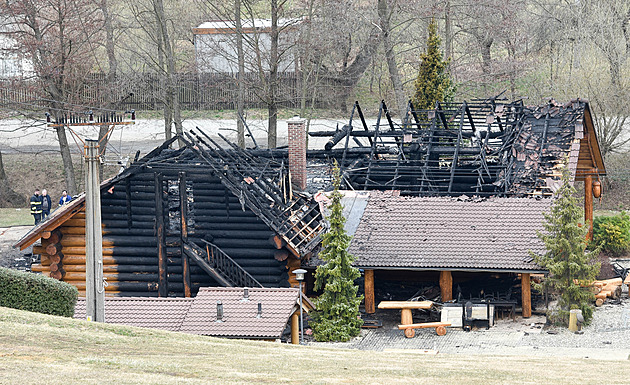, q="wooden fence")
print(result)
[0,72,347,112]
